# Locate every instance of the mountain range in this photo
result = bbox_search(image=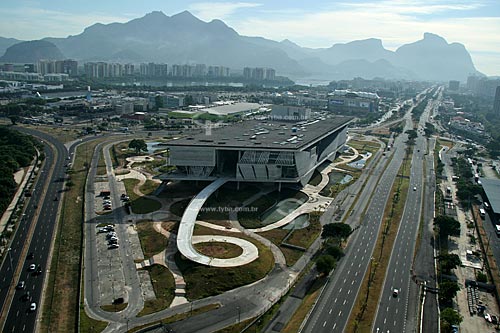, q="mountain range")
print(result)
[0,10,482,82]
